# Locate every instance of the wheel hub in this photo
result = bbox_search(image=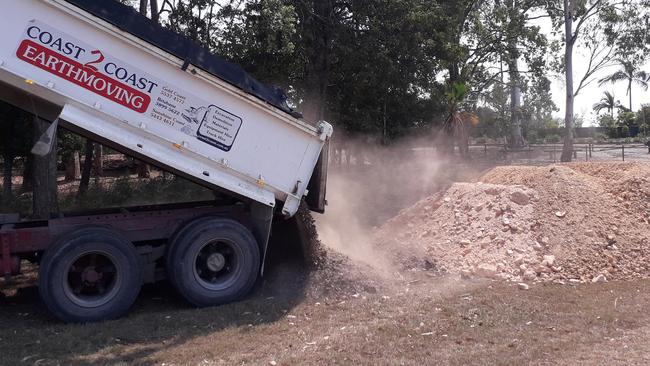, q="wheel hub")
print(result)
[206,252,226,272]
[65,251,120,308]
